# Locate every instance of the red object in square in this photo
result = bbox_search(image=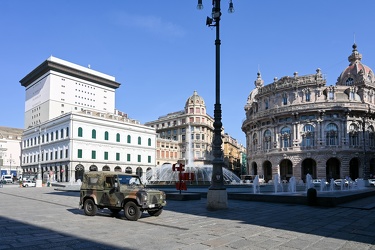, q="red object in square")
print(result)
[176,181,187,190]
[179,173,195,181]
